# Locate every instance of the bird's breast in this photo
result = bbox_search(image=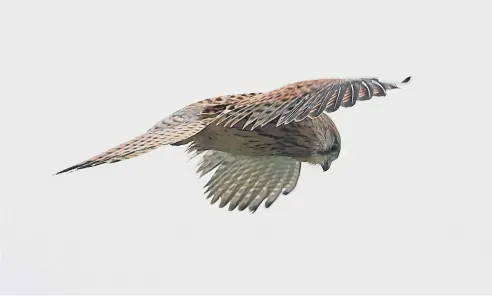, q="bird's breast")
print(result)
[192,115,337,160]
